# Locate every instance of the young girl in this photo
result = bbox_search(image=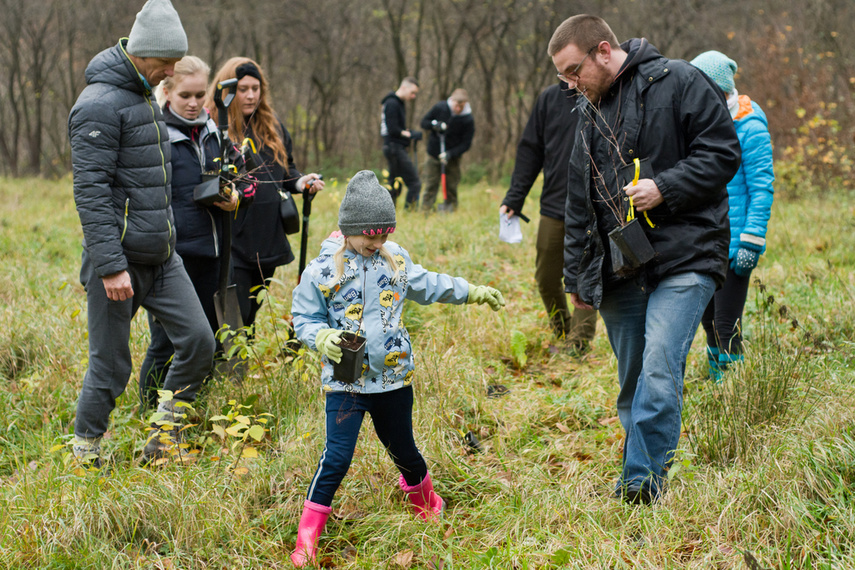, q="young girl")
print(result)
[290,170,504,566]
